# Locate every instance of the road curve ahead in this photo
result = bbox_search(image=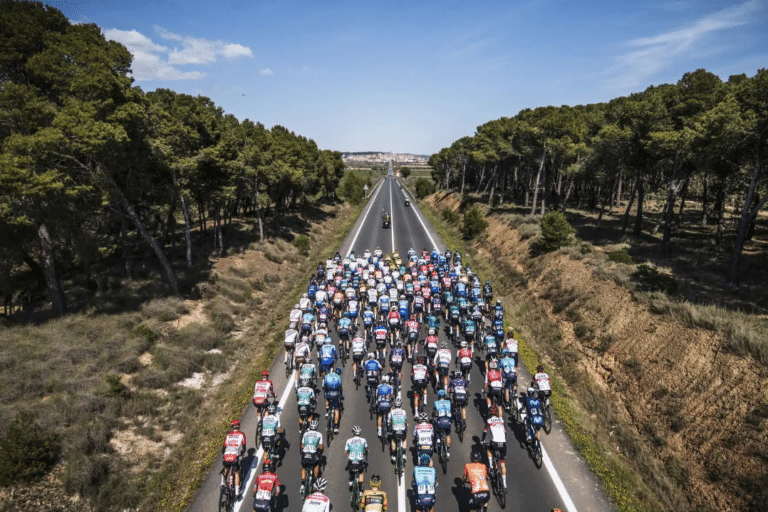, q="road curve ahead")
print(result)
[188,174,615,512]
